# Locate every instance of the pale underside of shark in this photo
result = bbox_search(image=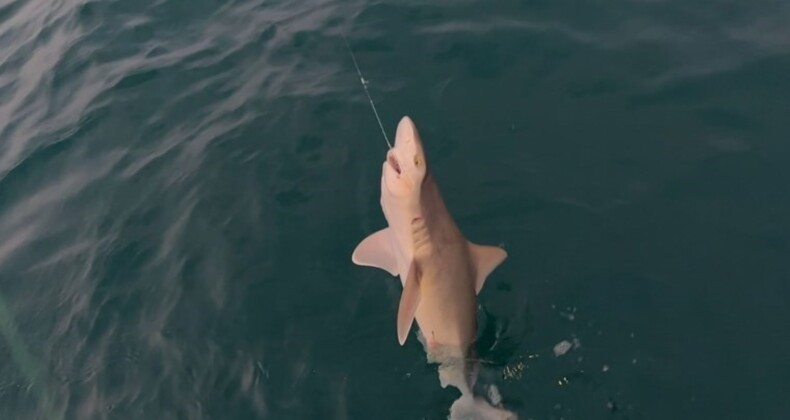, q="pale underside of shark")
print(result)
[351,116,508,396]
